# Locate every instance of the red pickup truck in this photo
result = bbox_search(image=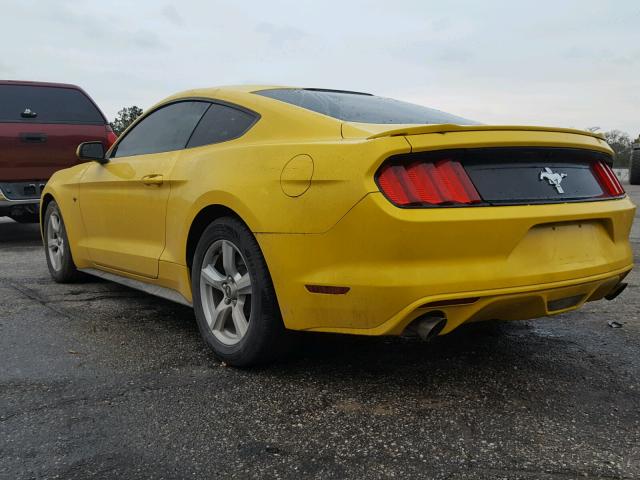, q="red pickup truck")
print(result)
[0,80,116,222]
